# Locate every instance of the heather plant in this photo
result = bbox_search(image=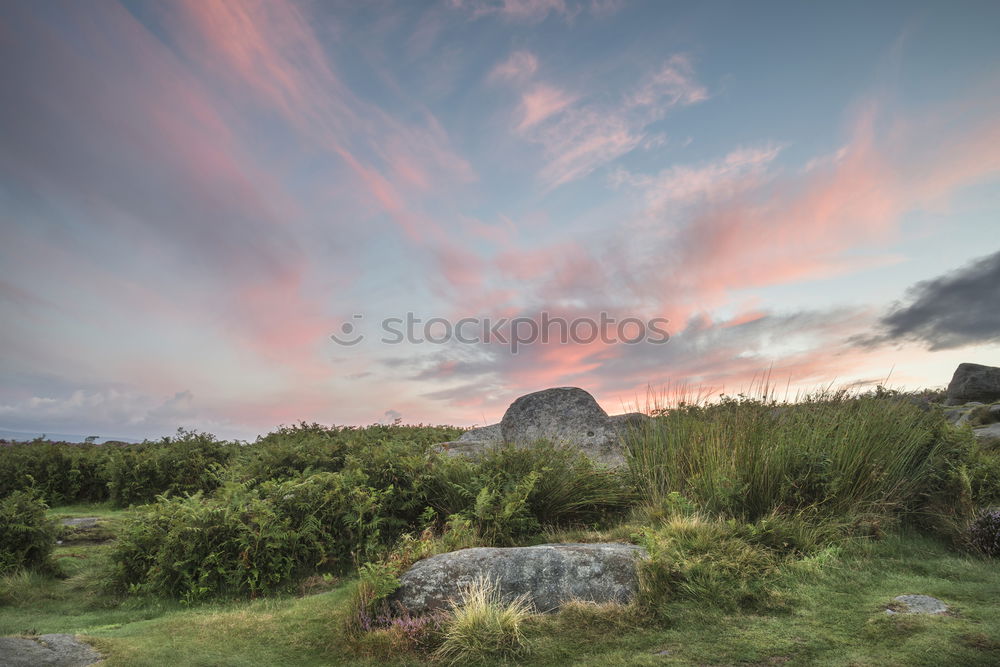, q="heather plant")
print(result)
[969,509,1000,557]
[0,490,57,575]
